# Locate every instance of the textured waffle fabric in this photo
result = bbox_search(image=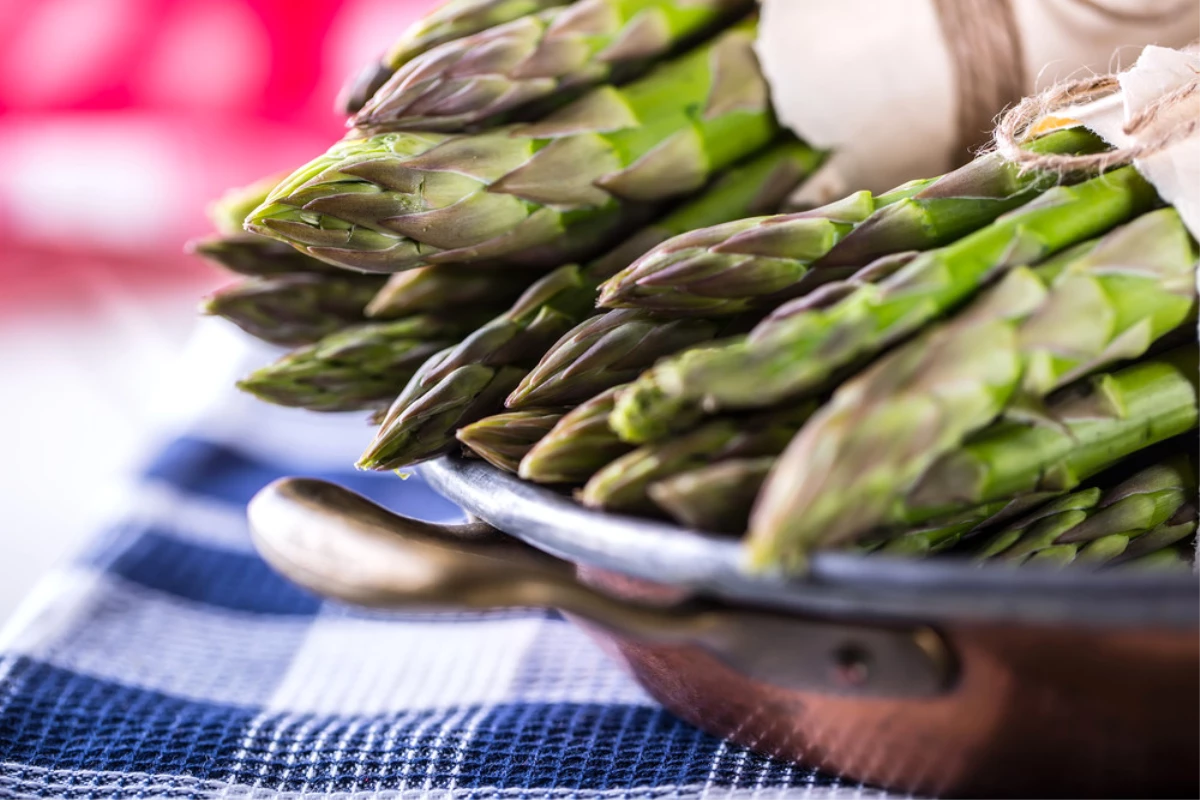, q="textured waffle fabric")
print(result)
[0,326,890,799]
